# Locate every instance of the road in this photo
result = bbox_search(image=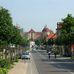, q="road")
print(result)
[26,49,74,74]
[26,52,39,74]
